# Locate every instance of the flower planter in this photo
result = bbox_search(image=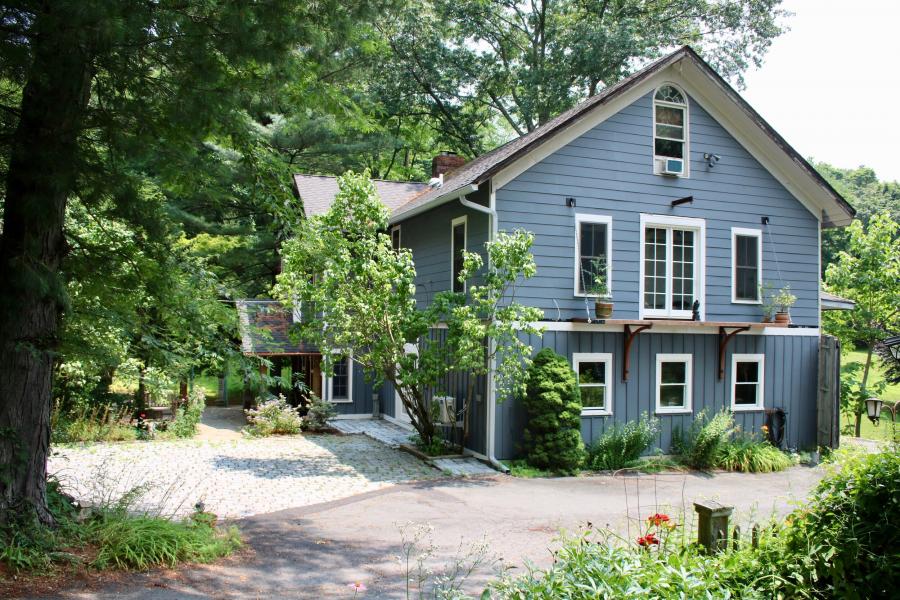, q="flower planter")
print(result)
[773,311,791,324]
[595,300,614,319]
